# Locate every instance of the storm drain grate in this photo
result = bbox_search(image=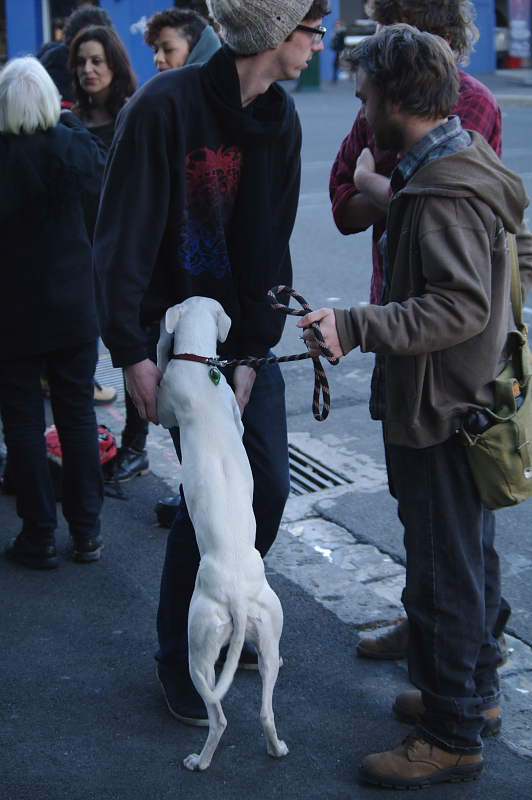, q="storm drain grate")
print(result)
[288,443,353,496]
